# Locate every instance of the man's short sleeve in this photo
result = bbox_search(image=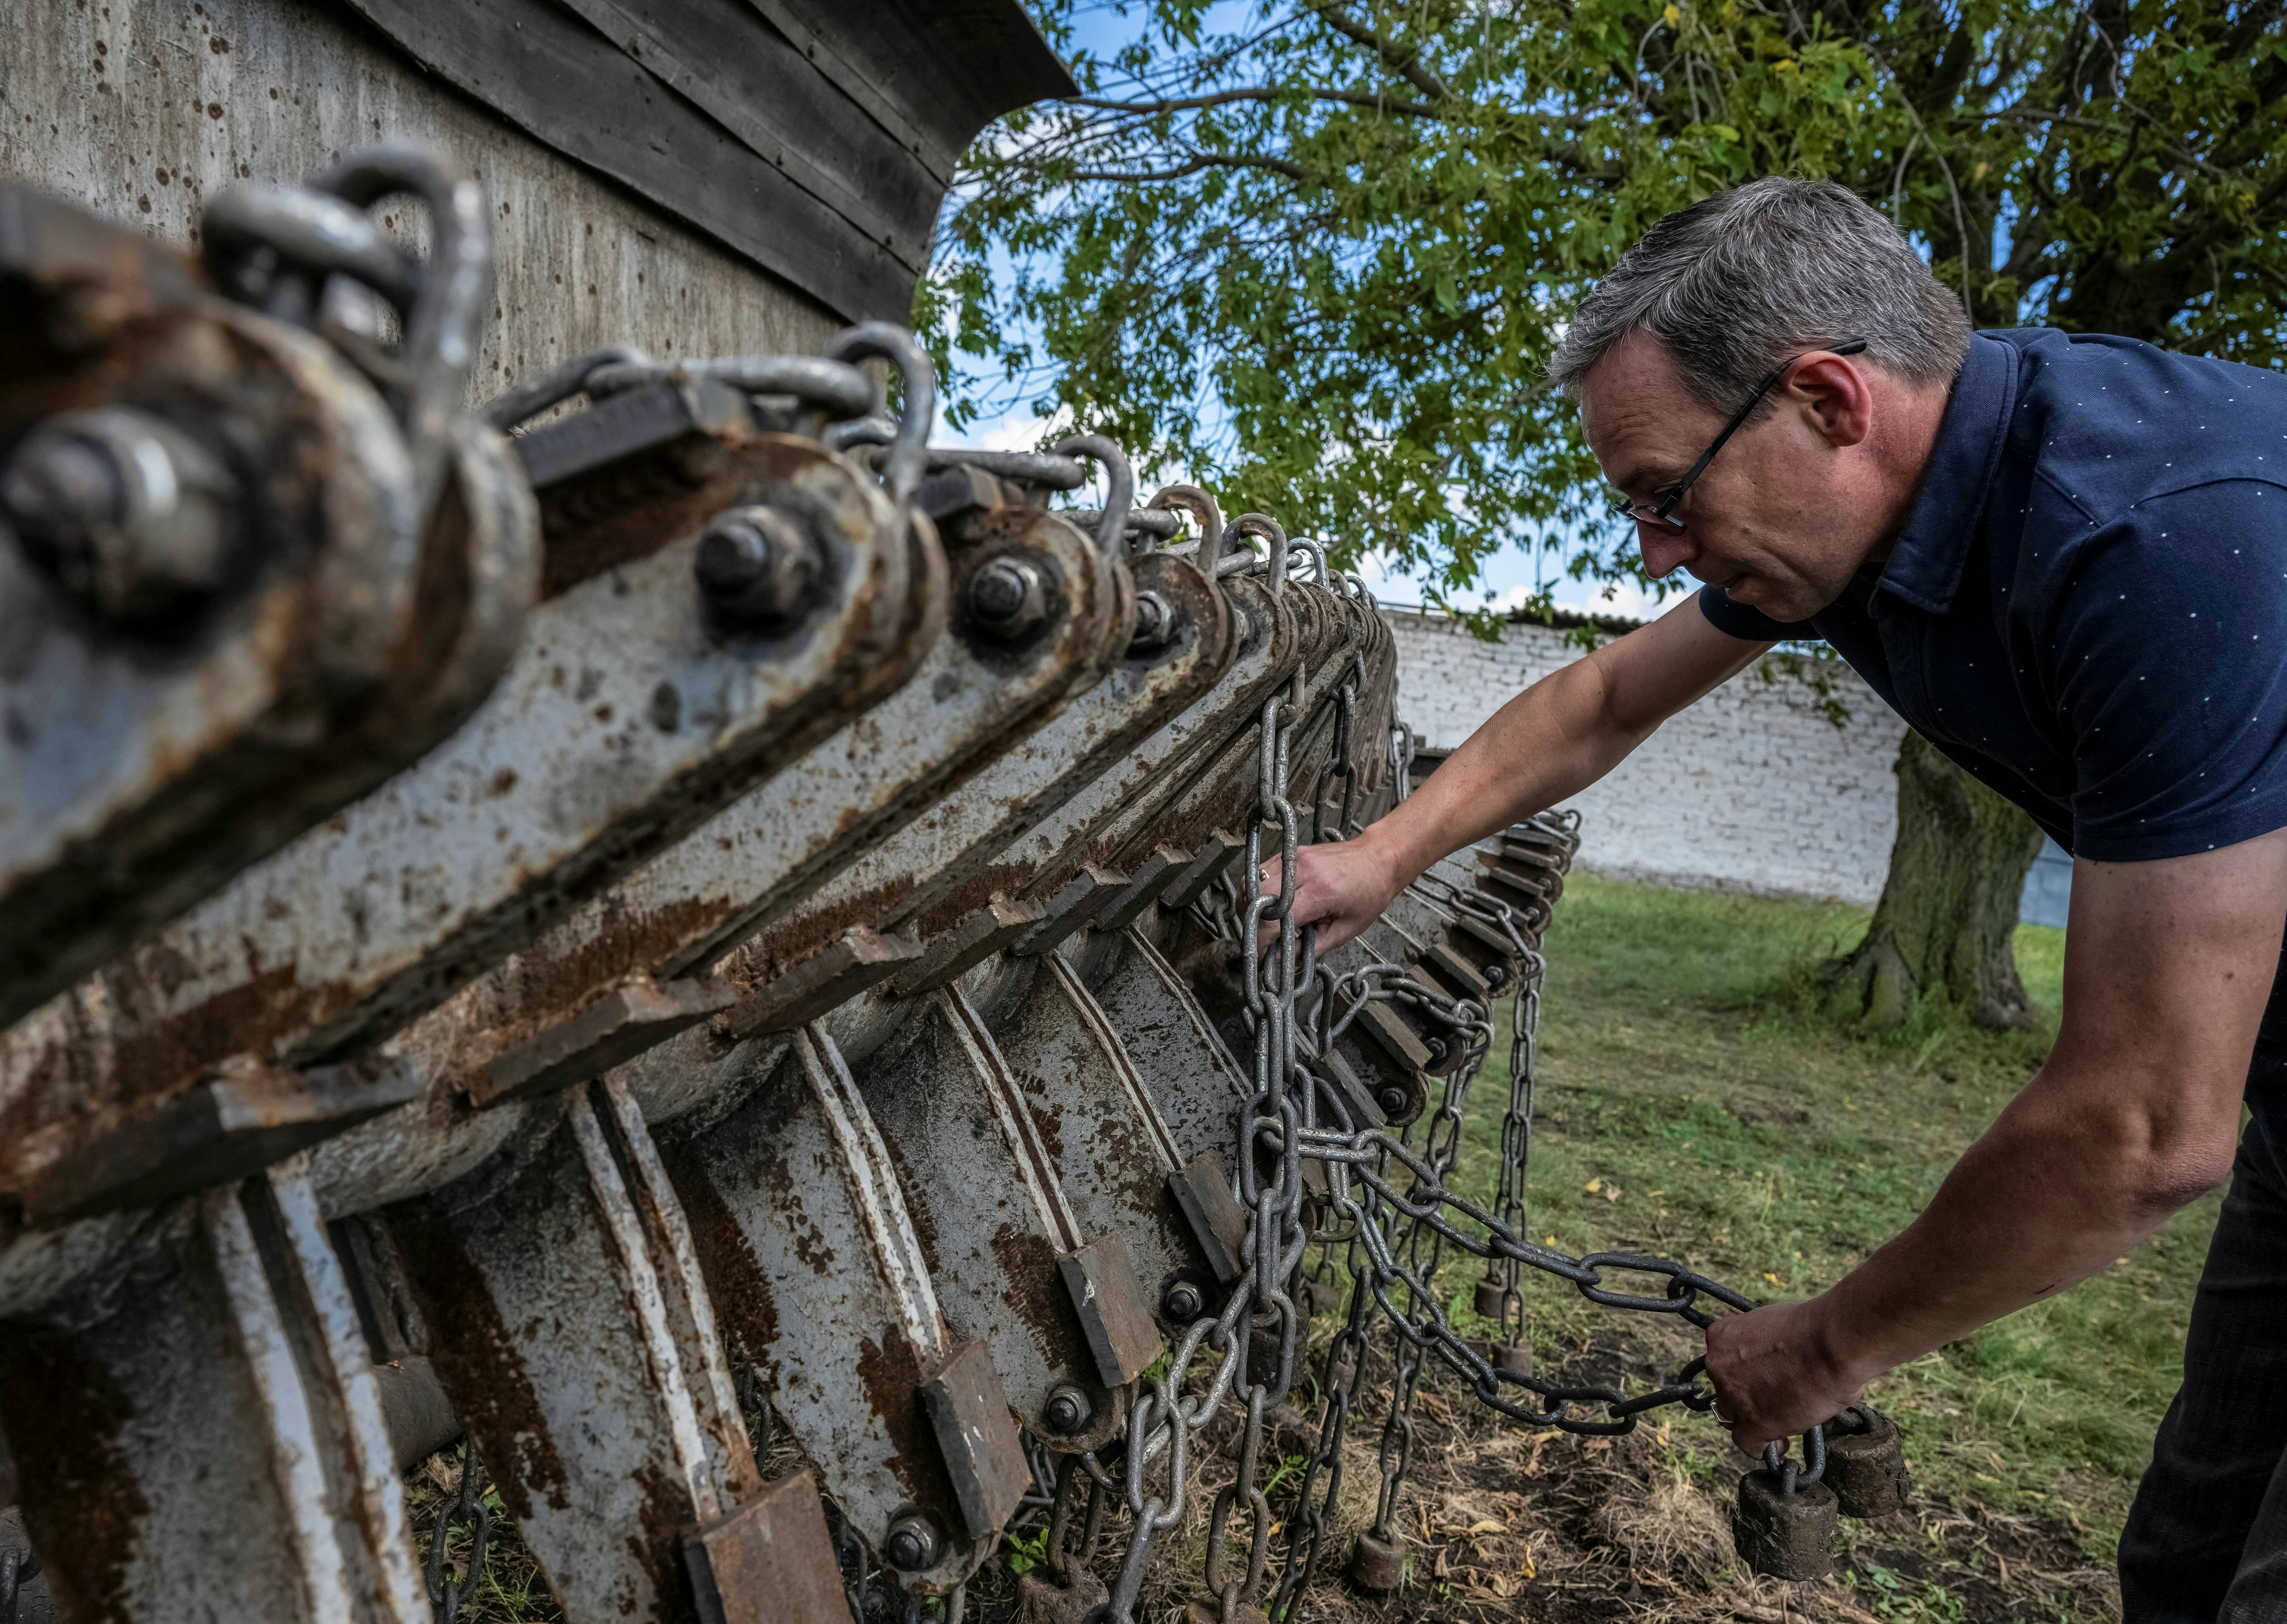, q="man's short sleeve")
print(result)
[2057,480,2287,860]
[1697,583,1812,641]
